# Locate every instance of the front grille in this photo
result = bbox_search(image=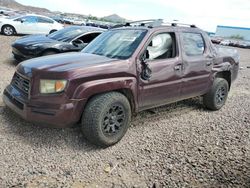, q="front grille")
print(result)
[11,73,30,96]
